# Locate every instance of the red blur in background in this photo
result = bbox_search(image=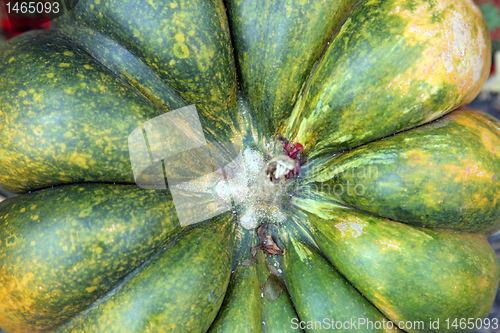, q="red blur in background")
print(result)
[0,0,50,40]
